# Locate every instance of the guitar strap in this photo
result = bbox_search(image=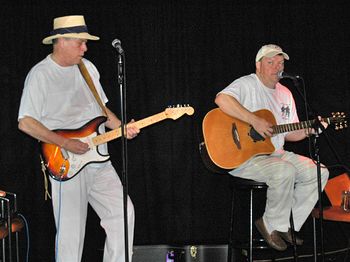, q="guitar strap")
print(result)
[78,61,108,117]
